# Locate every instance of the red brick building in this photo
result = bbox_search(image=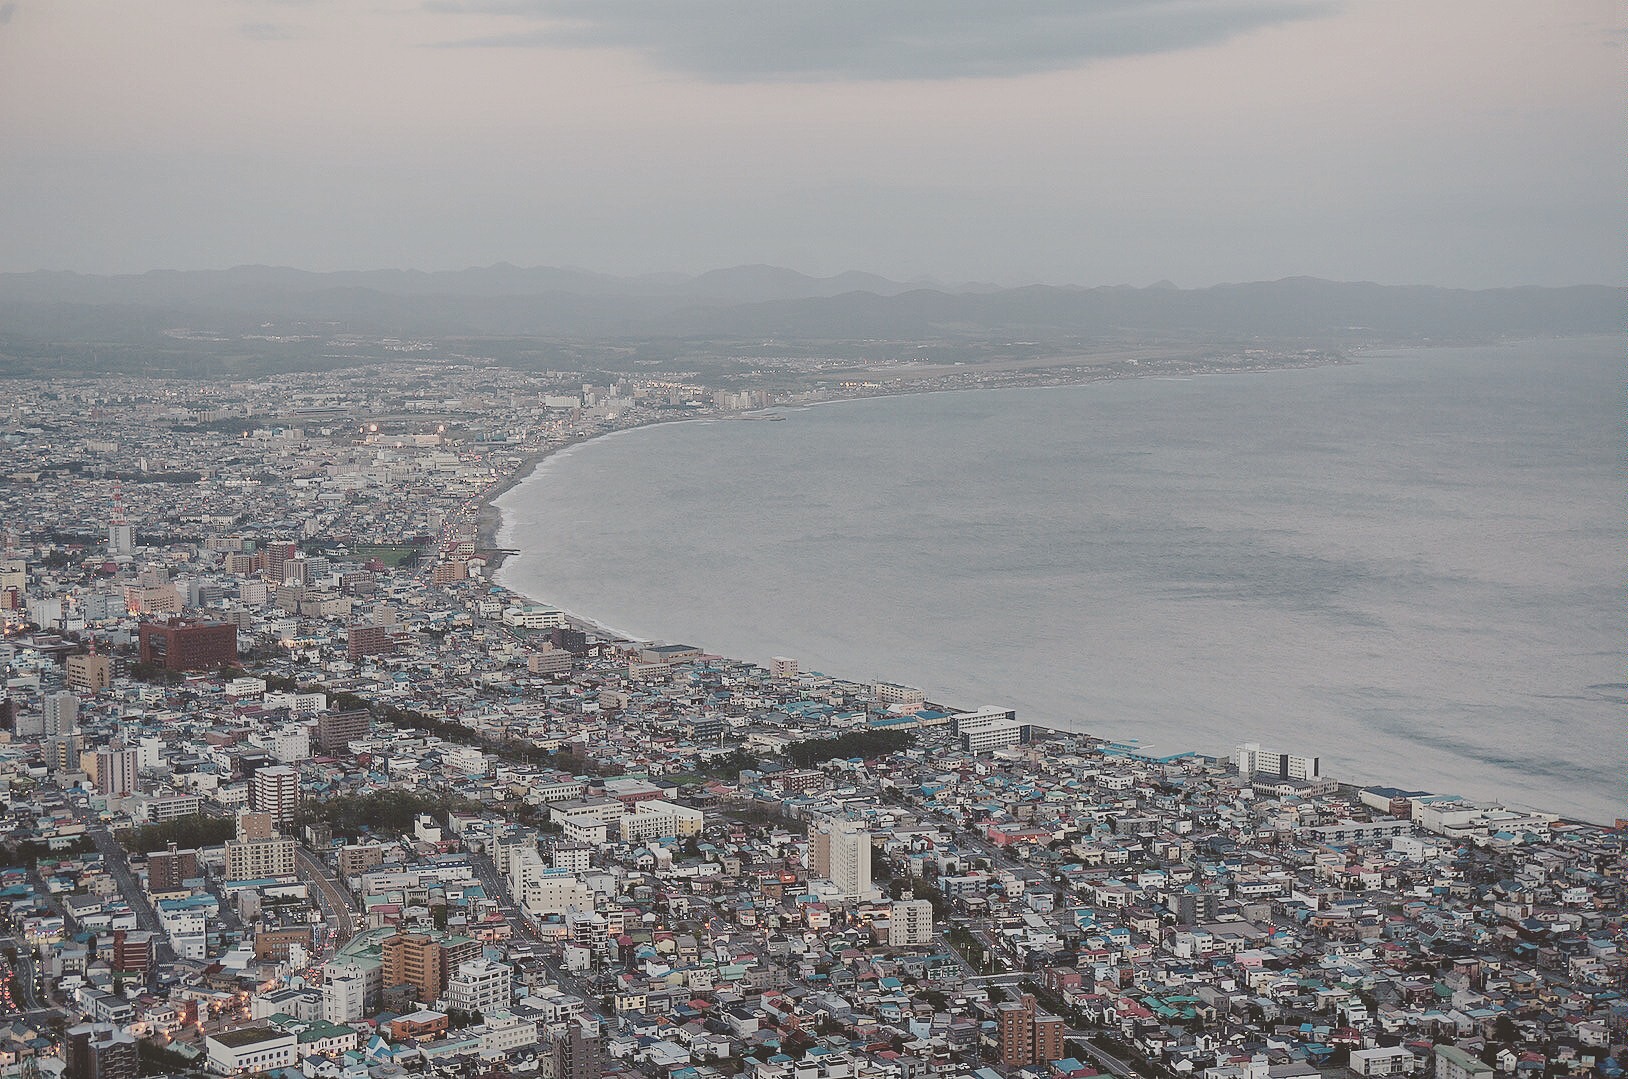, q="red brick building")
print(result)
[138,619,237,671]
